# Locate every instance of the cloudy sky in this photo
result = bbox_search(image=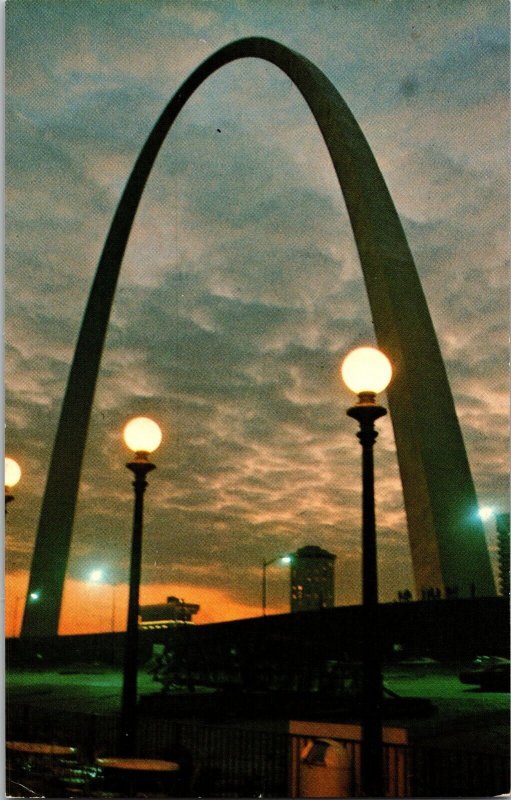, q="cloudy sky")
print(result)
[5,0,509,634]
